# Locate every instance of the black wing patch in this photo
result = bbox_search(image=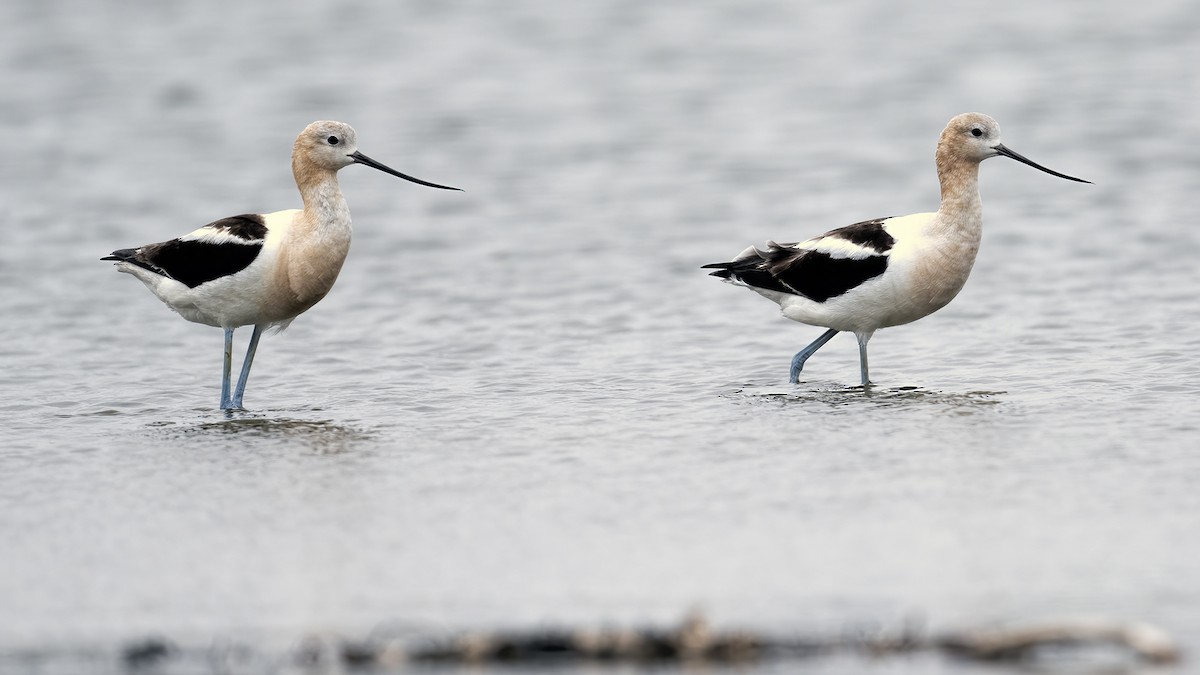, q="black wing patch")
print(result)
[824,218,895,254]
[102,214,266,289]
[204,214,269,242]
[765,245,888,302]
[703,218,894,303]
